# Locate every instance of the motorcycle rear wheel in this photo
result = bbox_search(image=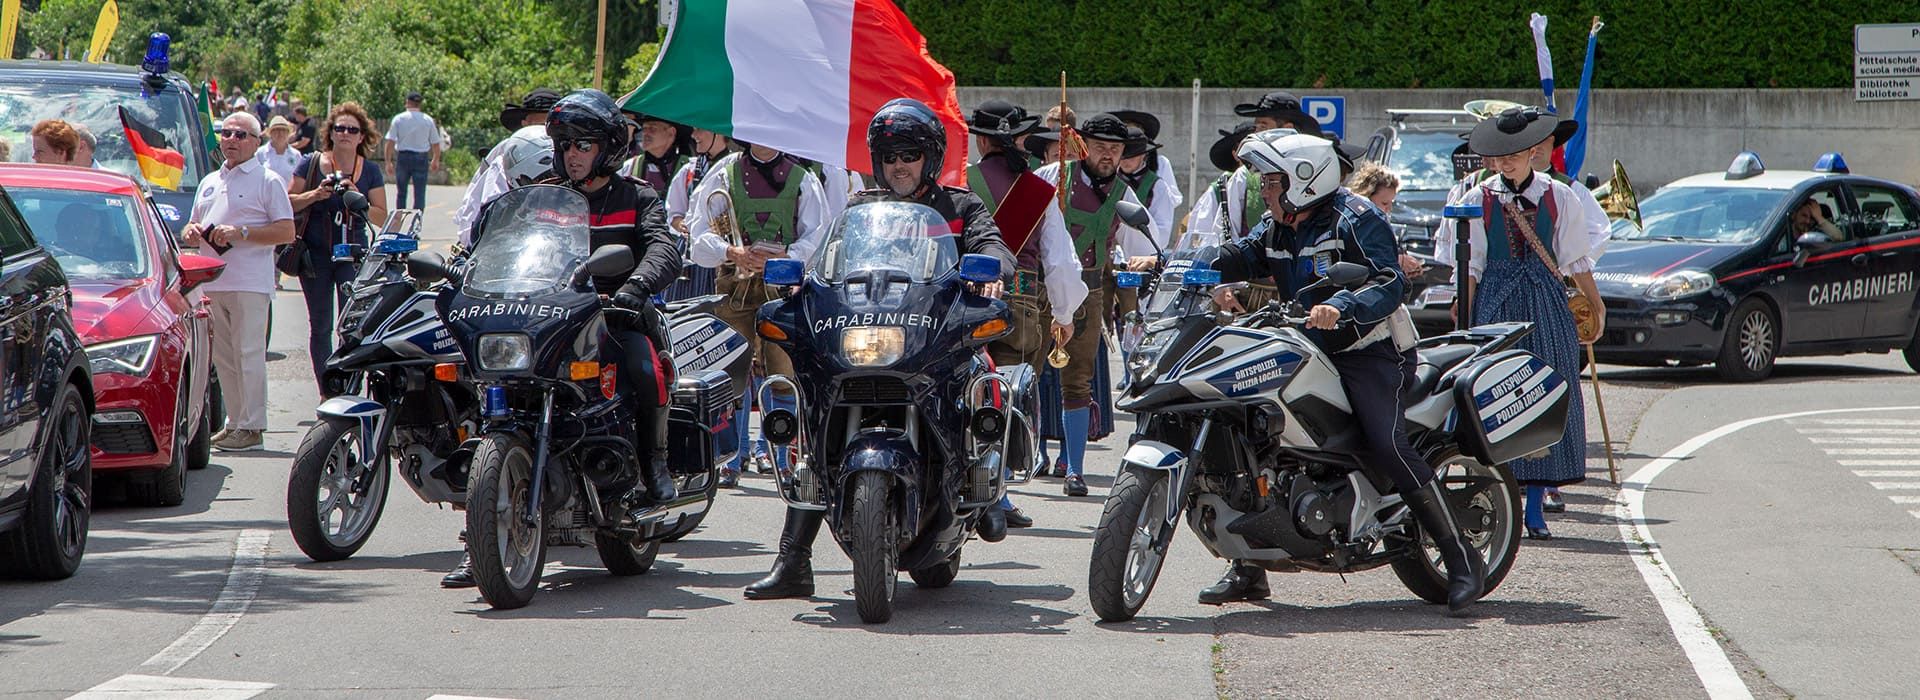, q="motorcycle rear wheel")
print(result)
[849,470,898,624]
[466,433,546,610]
[1088,465,1175,623]
[286,416,390,562]
[1391,448,1522,605]
[595,532,659,575]
[908,547,961,589]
